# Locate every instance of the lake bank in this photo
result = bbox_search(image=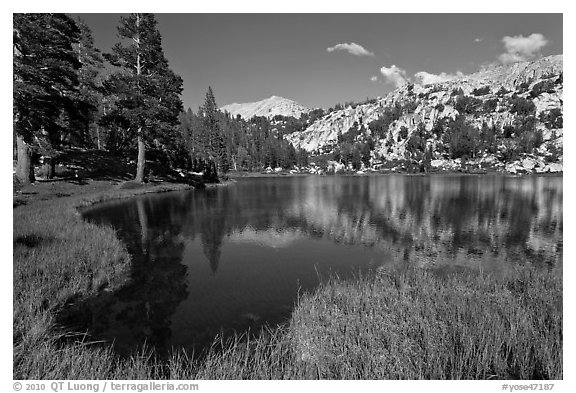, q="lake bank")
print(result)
[13,176,562,379]
[13,179,198,379]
